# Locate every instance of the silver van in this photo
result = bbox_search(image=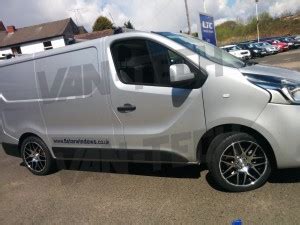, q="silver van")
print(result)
[0,31,299,192]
